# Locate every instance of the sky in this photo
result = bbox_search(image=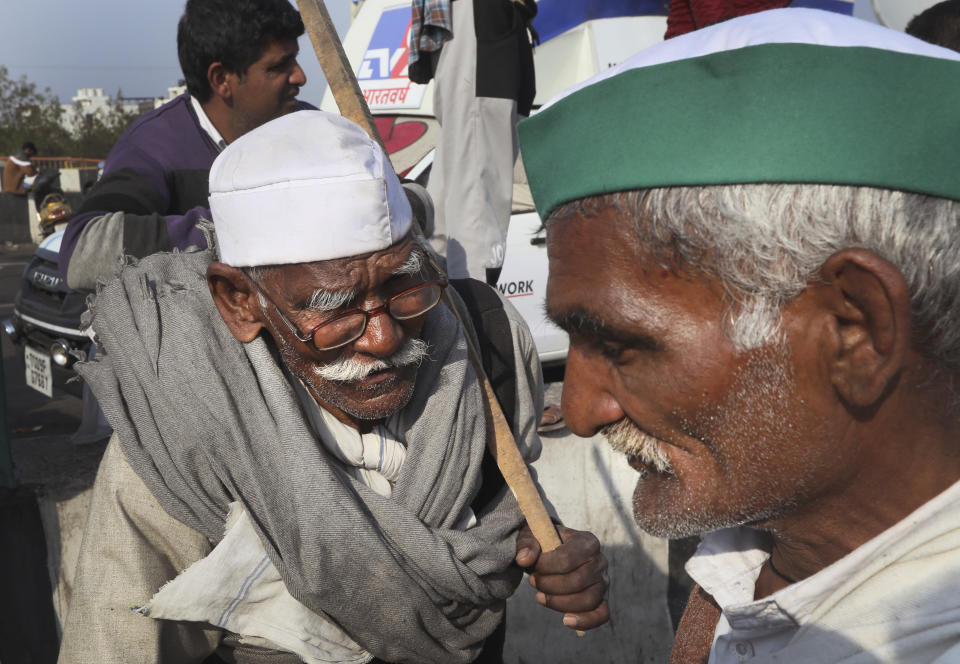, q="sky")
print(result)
[0,0,930,110]
[0,0,352,109]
